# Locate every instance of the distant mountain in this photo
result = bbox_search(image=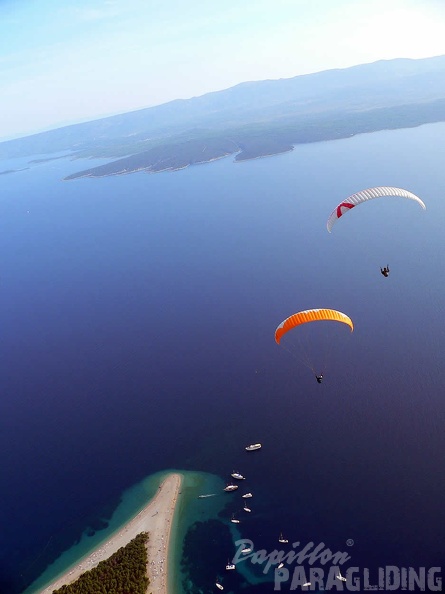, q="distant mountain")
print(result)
[2,55,445,177]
